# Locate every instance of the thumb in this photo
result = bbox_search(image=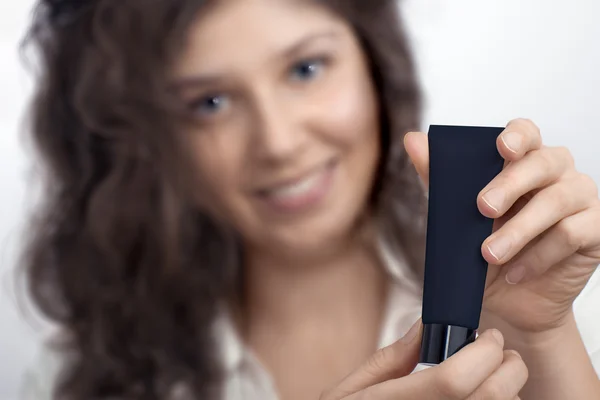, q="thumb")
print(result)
[404,132,429,187]
[321,319,422,400]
